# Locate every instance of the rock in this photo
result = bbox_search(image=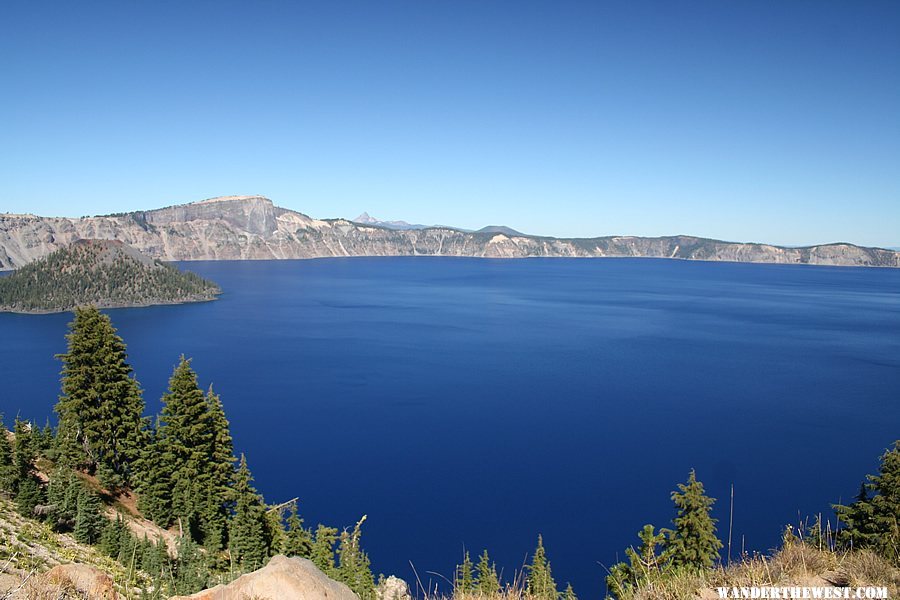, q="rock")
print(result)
[171,555,359,600]
[38,563,121,599]
[376,575,412,600]
[2,196,898,270]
